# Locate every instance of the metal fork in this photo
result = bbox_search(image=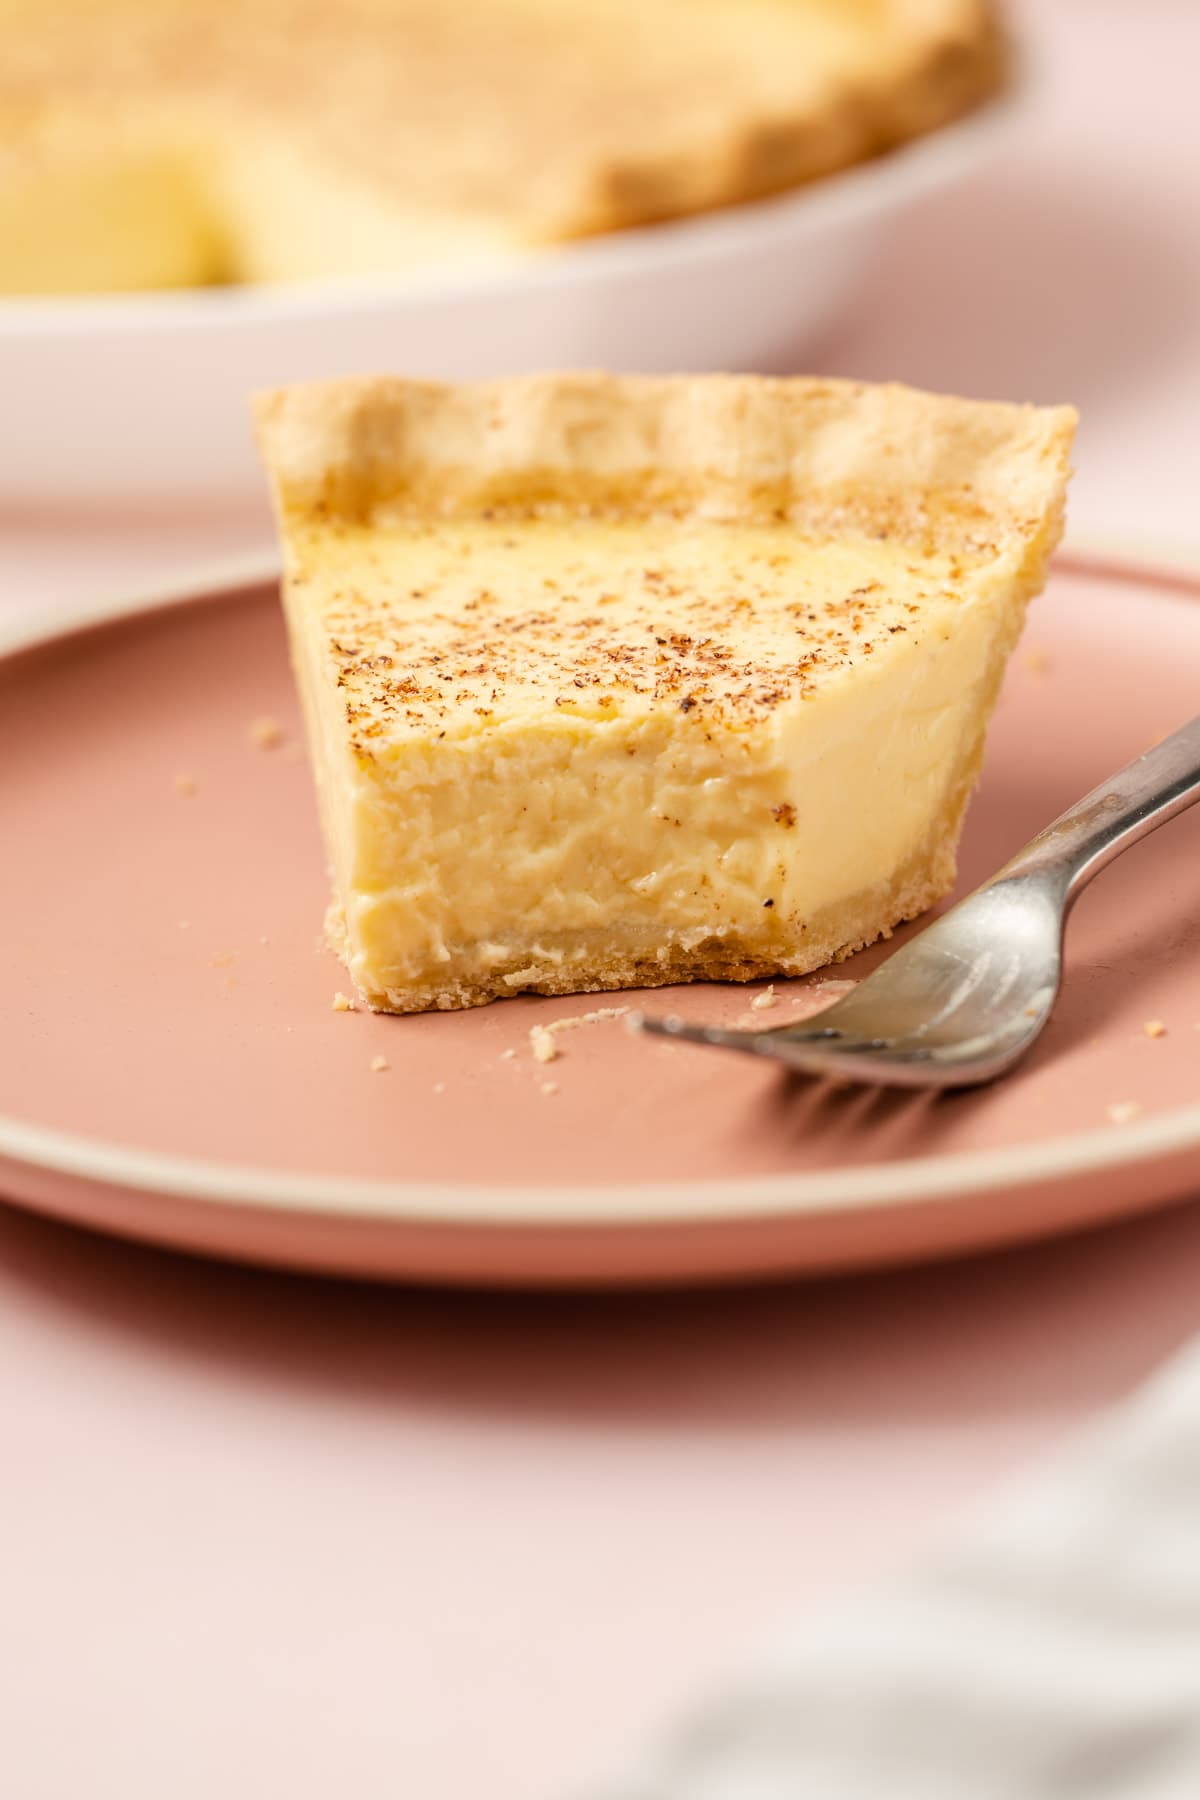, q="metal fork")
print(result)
[634,714,1200,1089]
